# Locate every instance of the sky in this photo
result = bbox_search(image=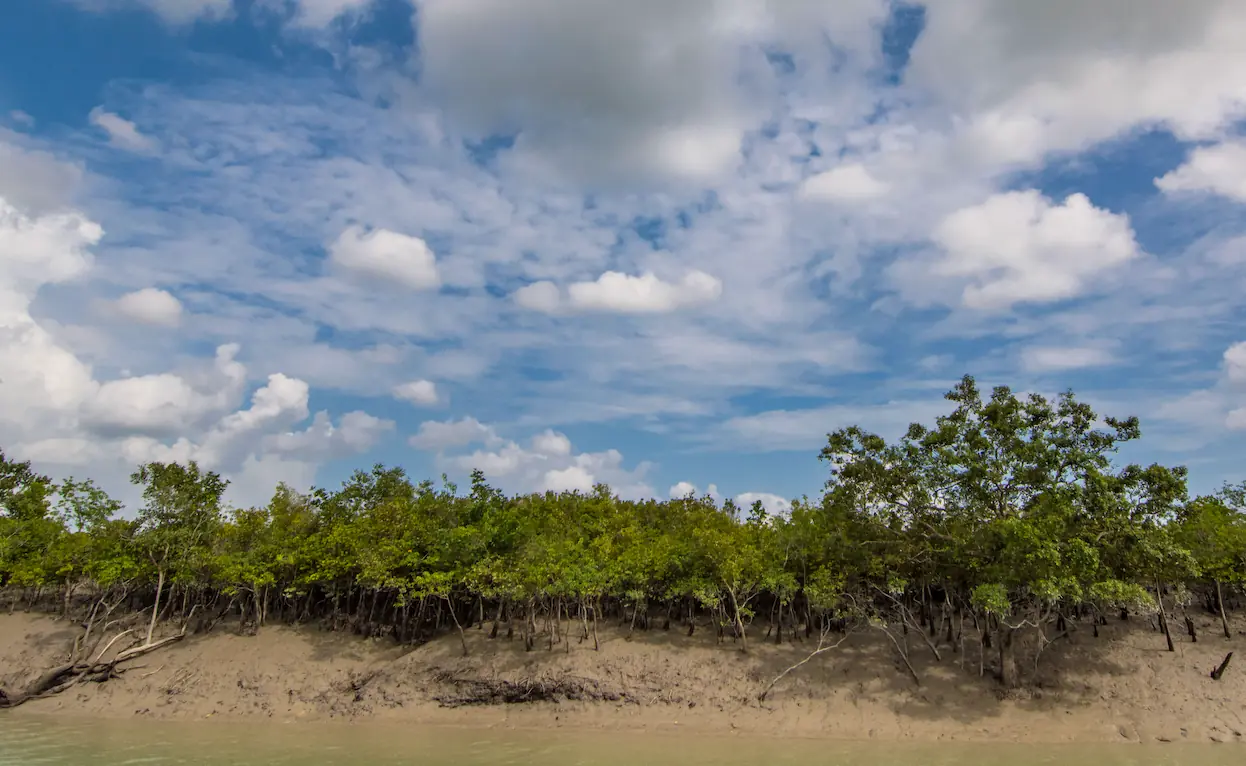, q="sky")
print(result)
[3,0,1246,514]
